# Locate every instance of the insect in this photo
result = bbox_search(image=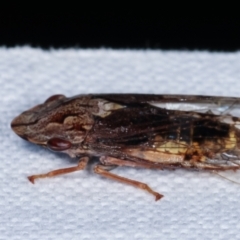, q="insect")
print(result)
[11,94,240,200]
